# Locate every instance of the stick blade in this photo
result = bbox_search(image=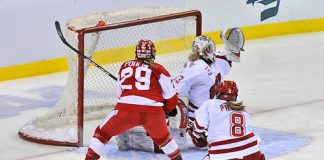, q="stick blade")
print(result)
[55,21,64,40]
